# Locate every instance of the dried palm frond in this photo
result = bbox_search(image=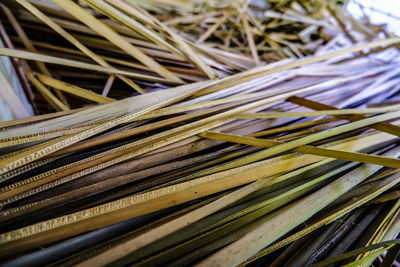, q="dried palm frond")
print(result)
[1,0,400,266]
[0,35,400,266]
